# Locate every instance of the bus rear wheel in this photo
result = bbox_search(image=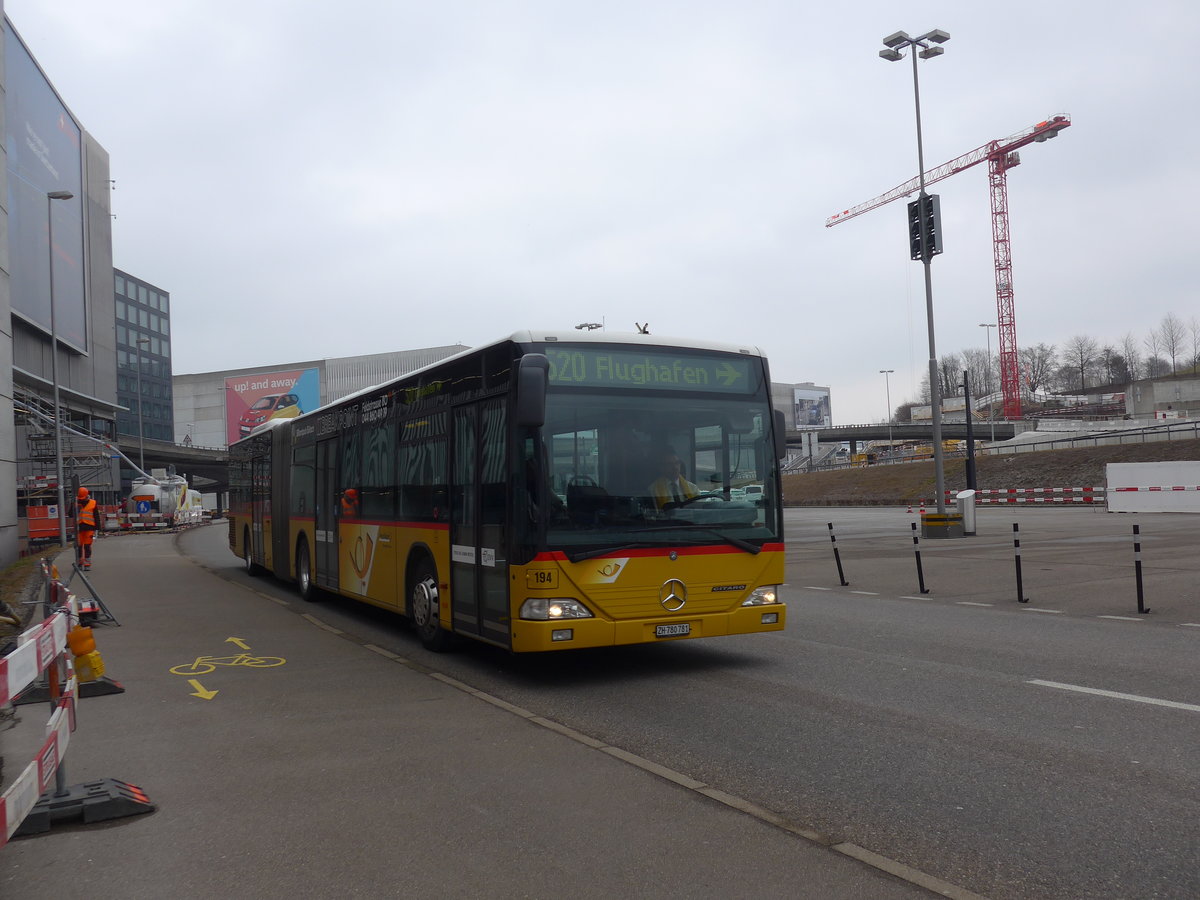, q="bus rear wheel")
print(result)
[296,537,317,602]
[409,560,452,652]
